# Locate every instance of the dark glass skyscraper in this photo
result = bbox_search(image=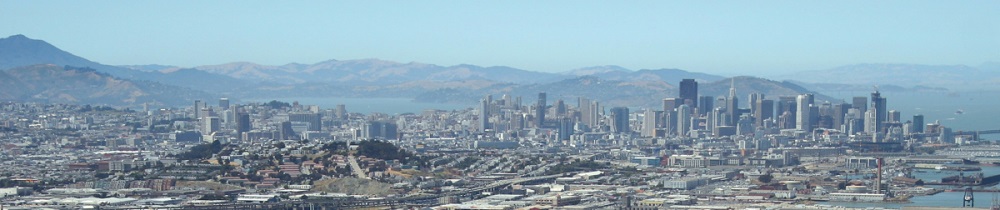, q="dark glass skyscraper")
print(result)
[755,99,774,127]
[698,96,714,116]
[679,79,698,108]
[871,89,887,133]
[236,112,251,133]
[913,114,925,133]
[610,107,630,133]
[853,96,868,114]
